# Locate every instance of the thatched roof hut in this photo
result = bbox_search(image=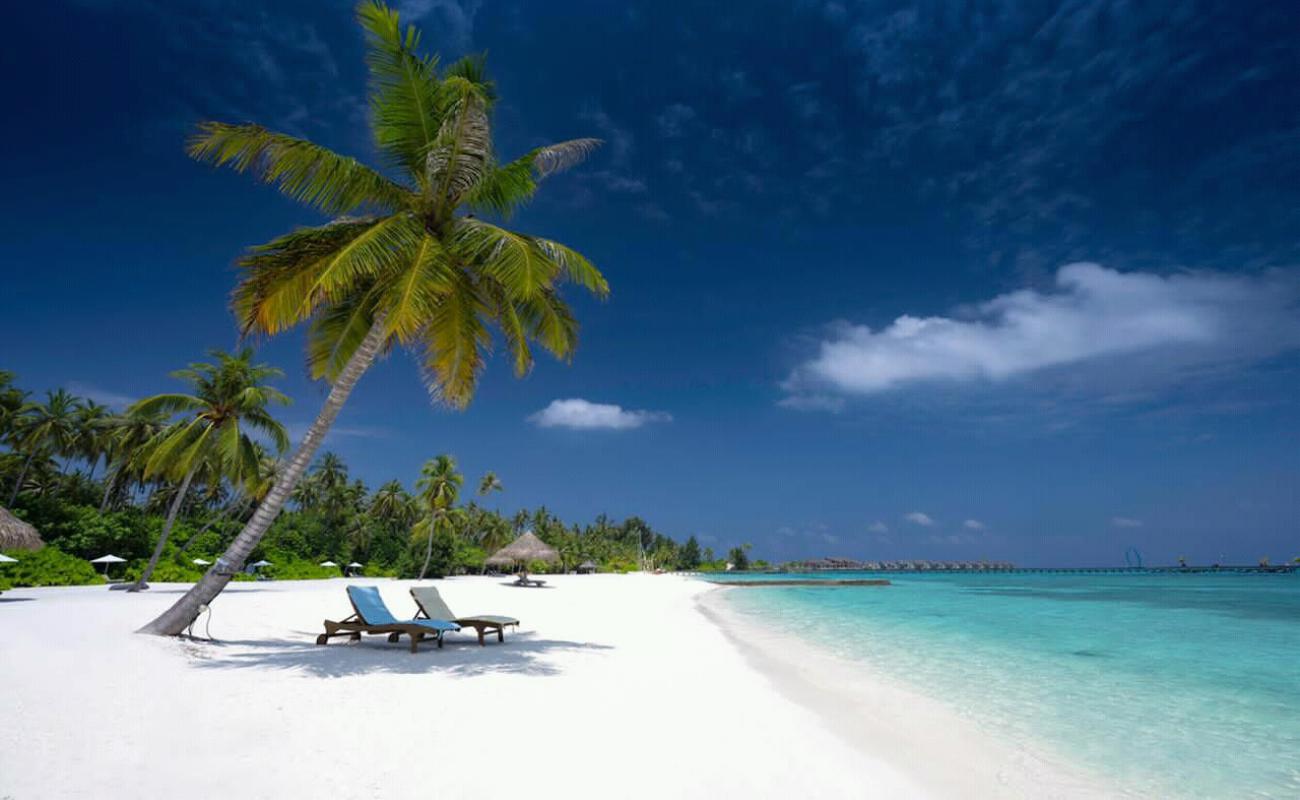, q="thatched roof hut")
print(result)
[485,531,560,567]
[0,506,42,551]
